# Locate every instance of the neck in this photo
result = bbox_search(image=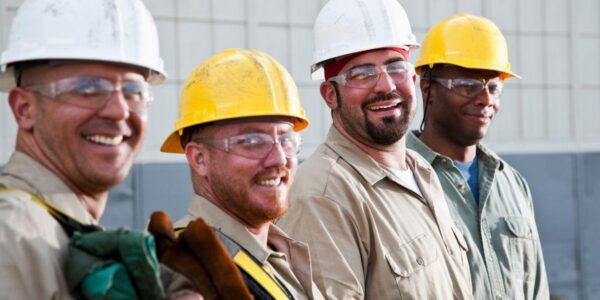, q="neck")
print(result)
[333,122,408,170]
[245,222,271,249]
[419,128,477,162]
[16,135,107,222]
